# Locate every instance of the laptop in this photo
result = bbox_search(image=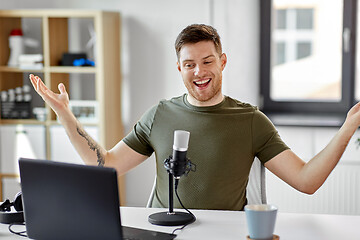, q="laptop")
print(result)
[18,158,177,240]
